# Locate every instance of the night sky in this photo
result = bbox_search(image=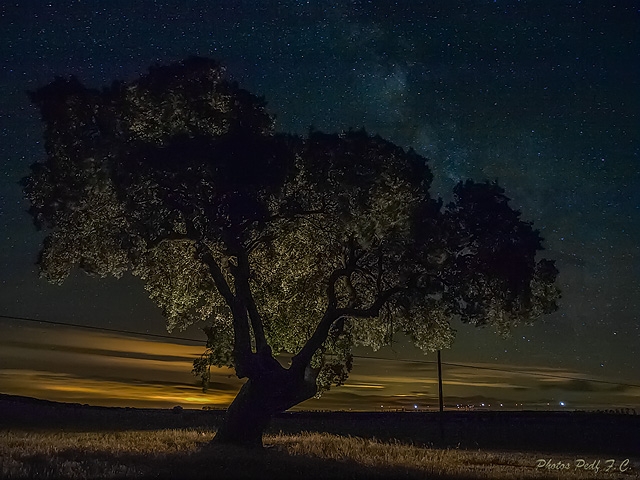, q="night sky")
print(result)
[1,1,638,411]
